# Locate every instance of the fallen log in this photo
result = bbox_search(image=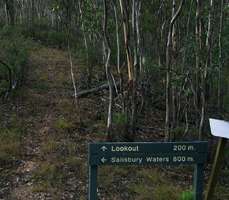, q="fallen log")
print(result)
[75,83,111,98]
